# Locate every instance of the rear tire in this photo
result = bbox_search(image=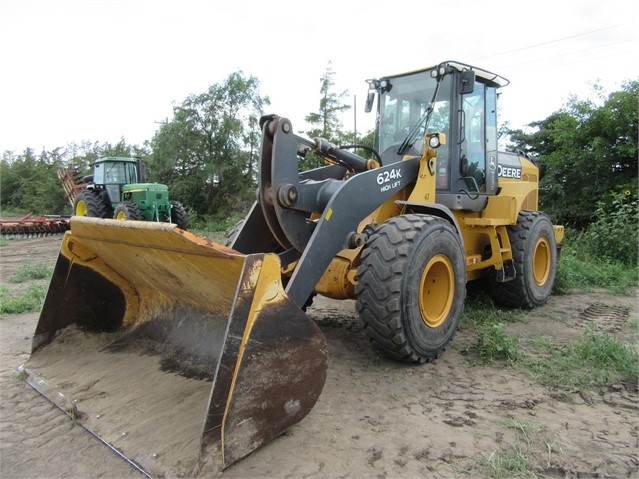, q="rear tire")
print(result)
[73,190,108,218]
[490,211,557,309]
[170,201,188,230]
[114,201,143,221]
[355,214,466,363]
